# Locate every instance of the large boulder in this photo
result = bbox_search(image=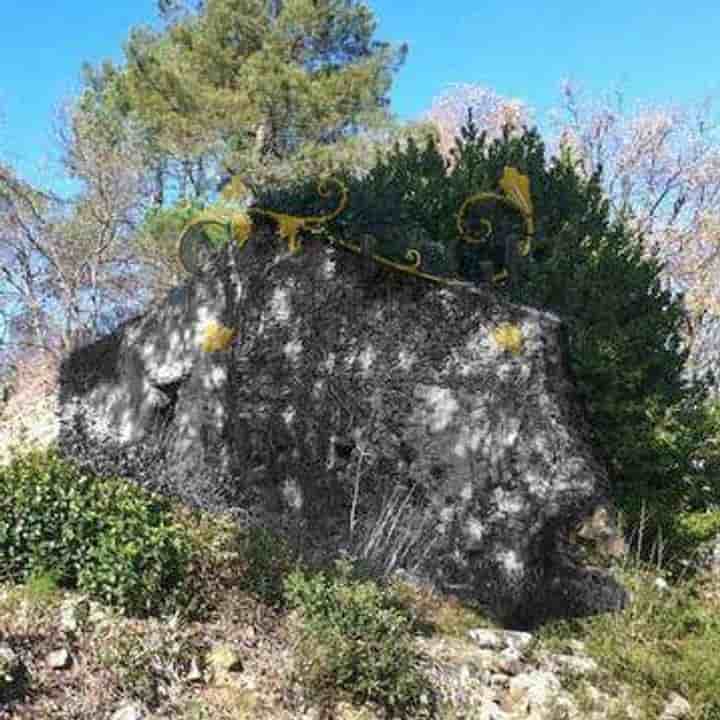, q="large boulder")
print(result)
[58,228,626,627]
